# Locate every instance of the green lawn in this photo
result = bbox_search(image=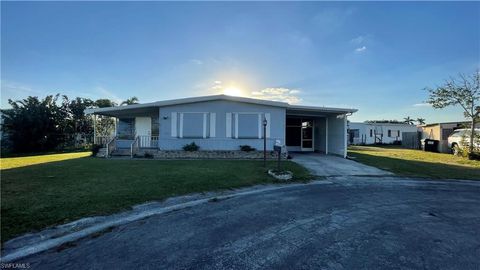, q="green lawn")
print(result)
[1,153,311,243]
[349,145,480,180]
